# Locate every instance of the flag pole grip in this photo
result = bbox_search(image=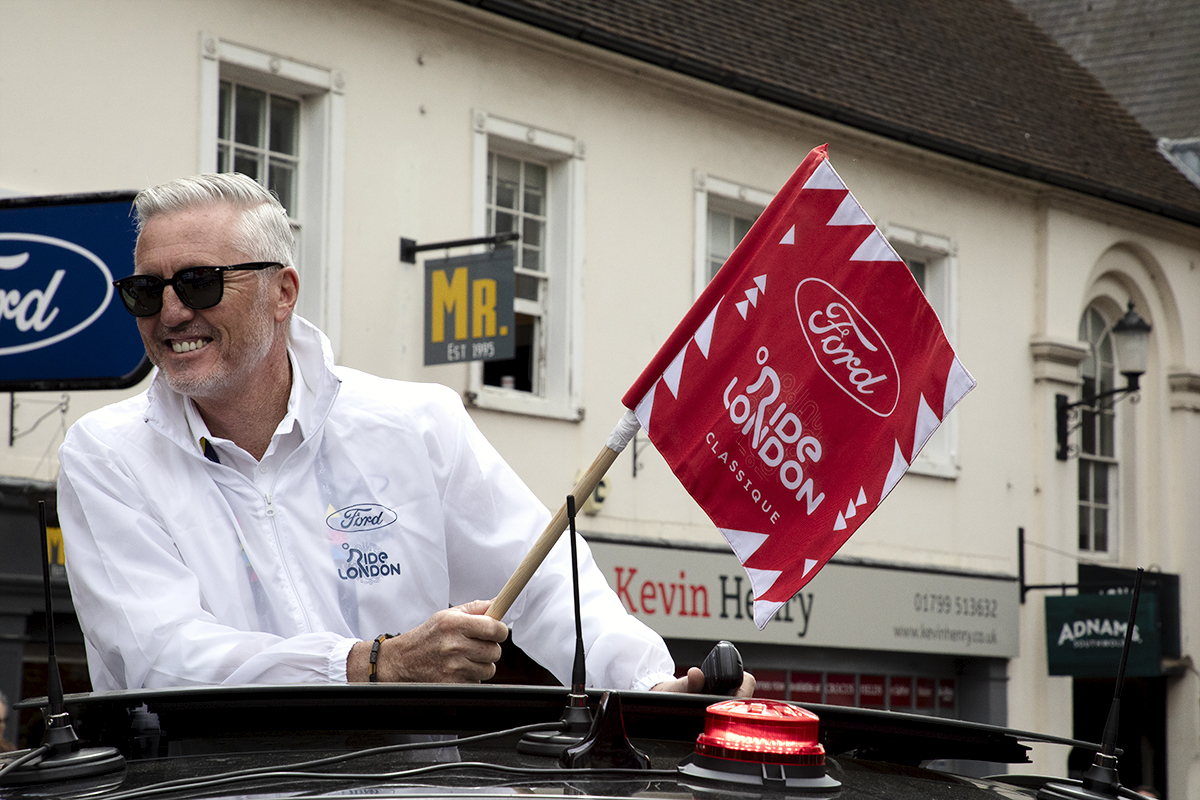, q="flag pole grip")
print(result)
[486,410,639,621]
